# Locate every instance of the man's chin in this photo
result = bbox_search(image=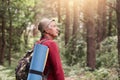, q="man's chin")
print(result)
[52,35,57,39]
